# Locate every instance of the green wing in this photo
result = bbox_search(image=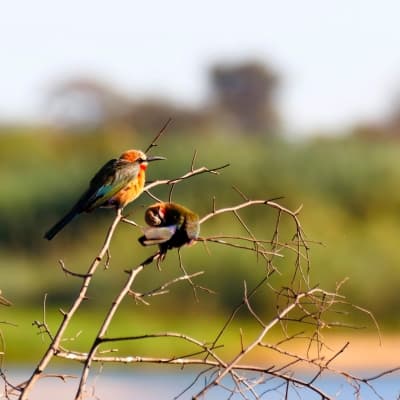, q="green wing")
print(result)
[75,158,140,211]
